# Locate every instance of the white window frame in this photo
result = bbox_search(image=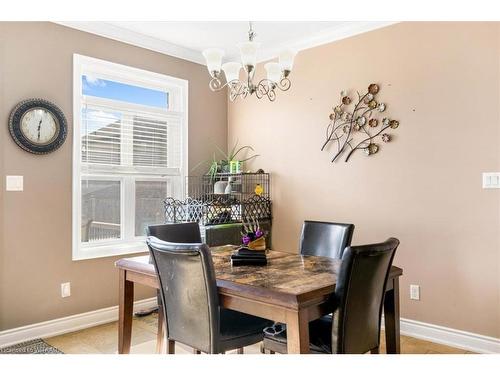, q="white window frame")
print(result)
[72,54,188,261]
